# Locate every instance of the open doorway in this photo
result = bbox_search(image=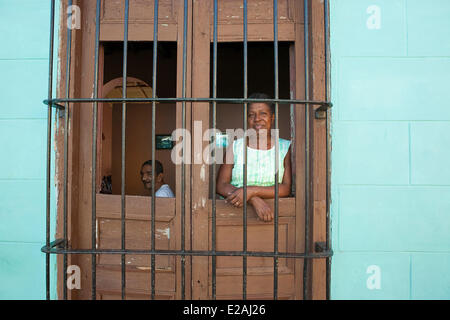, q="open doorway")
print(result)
[100,42,177,196]
[209,42,293,198]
